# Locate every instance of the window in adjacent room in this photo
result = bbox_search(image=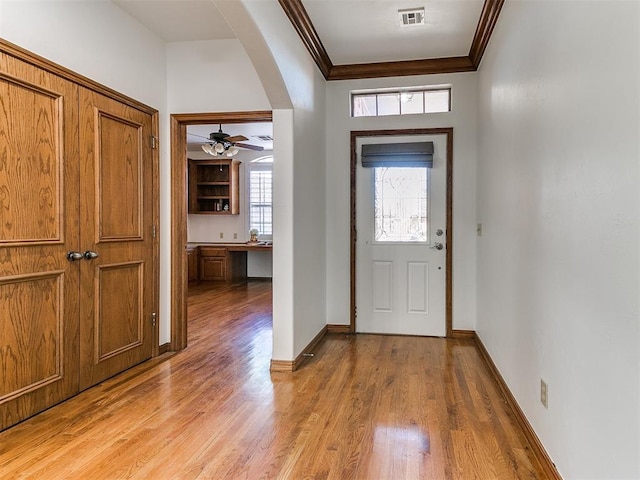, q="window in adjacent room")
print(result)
[249,155,273,240]
[351,87,450,117]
